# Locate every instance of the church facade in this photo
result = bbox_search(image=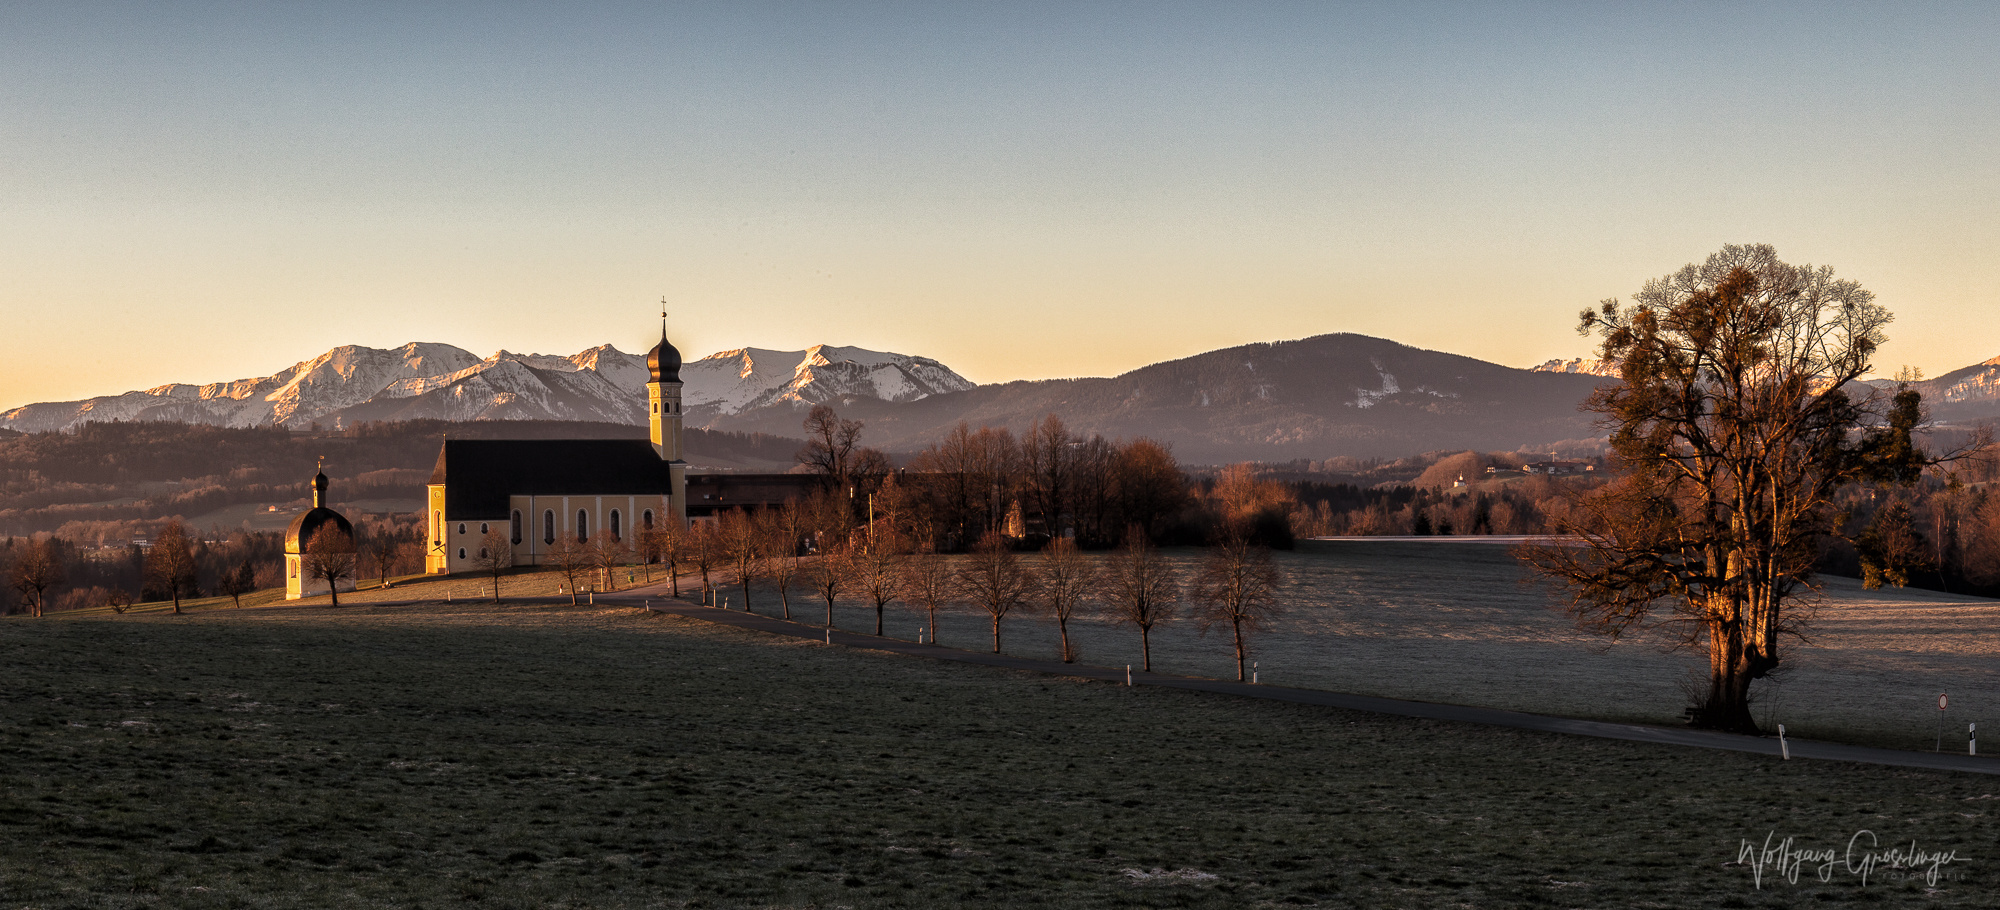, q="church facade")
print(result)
[425,329,690,574]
